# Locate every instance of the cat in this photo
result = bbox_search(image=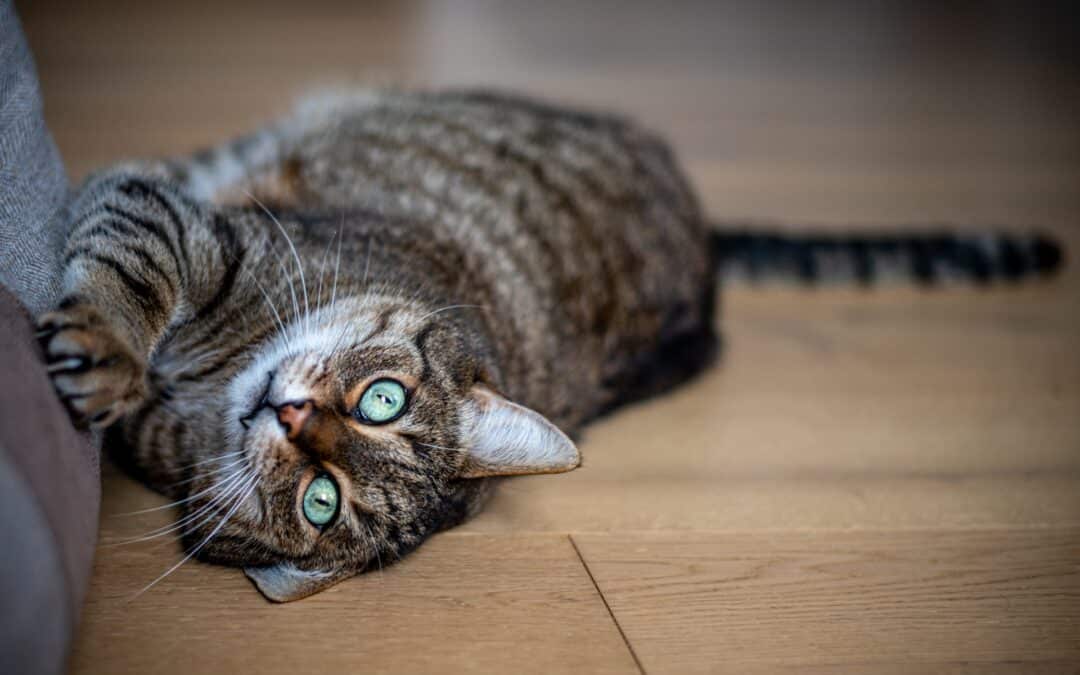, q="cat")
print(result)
[37,89,1062,601]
